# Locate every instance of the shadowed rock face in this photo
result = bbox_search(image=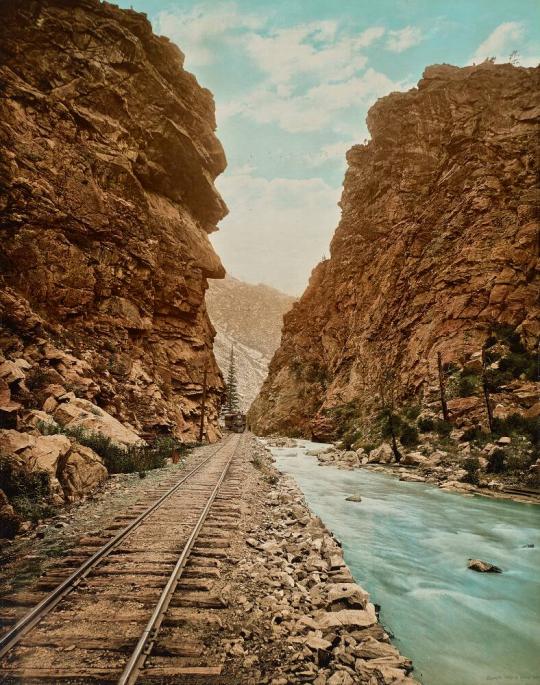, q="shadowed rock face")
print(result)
[250,63,539,439]
[0,0,228,441]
